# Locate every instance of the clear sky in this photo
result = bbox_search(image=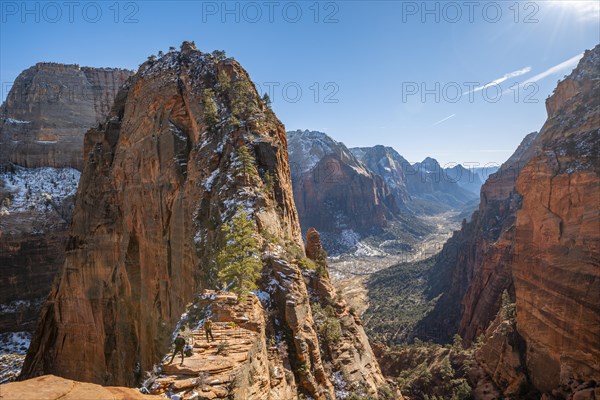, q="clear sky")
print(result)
[1,1,598,166]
